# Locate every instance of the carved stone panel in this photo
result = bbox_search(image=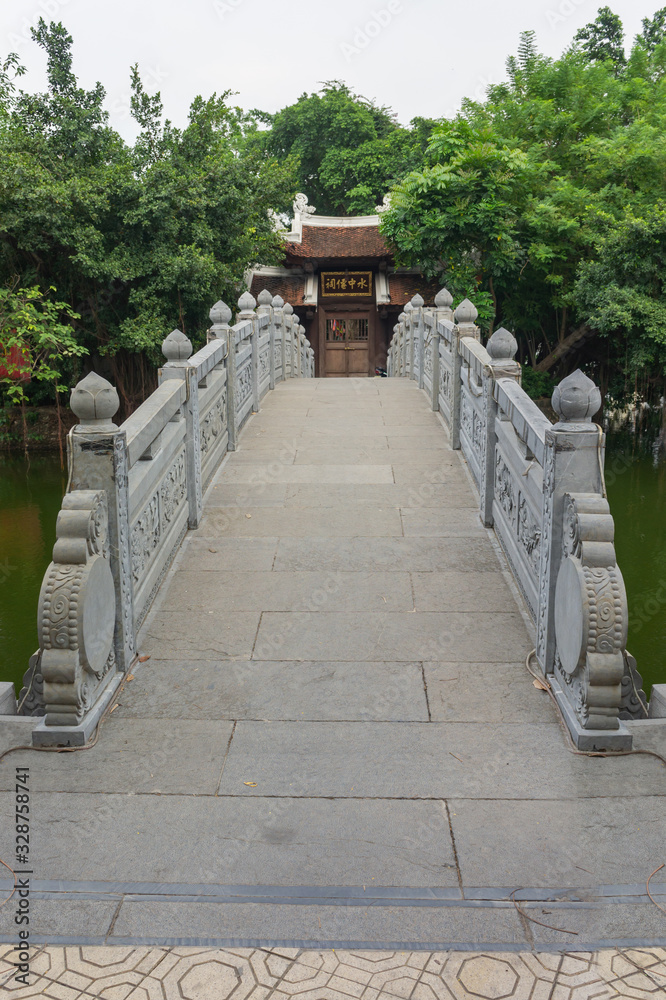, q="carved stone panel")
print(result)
[200,394,227,458]
[517,493,541,576]
[236,361,252,408]
[495,450,517,528]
